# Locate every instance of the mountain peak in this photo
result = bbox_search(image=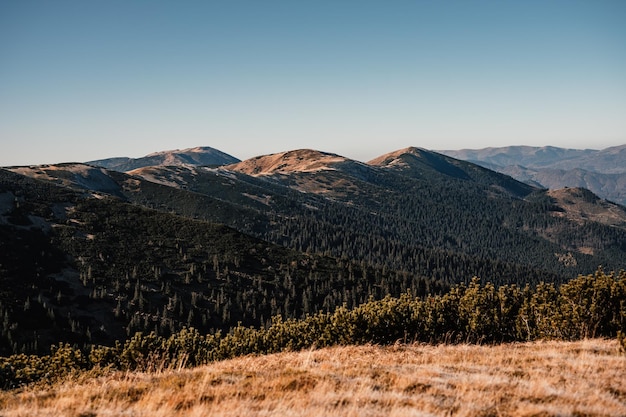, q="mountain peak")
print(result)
[368,147,471,176]
[225,149,351,176]
[89,146,239,172]
[367,147,427,167]
[369,147,536,198]
[145,146,220,157]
